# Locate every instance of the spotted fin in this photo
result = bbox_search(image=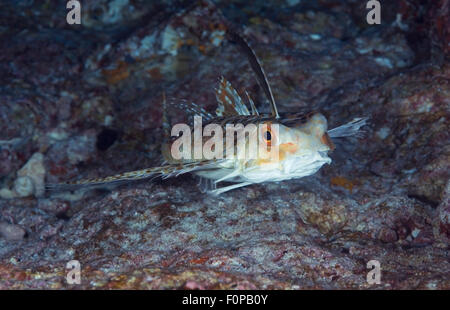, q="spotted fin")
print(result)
[46,160,224,192]
[215,76,250,117]
[168,99,214,122]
